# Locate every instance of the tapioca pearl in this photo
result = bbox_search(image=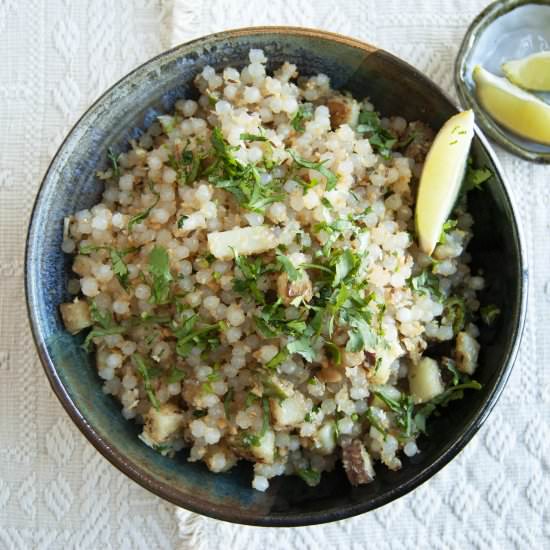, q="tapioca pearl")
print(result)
[106,353,123,369]
[112,300,130,315]
[81,277,99,297]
